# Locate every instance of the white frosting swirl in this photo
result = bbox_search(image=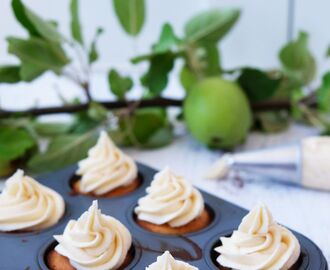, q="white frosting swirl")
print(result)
[54,200,132,270]
[215,204,300,270]
[0,169,65,232]
[76,131,138,195]
[146,251,198,270]
[135,167,204,227]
